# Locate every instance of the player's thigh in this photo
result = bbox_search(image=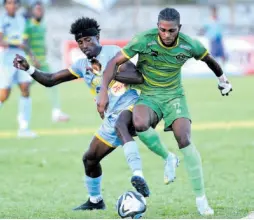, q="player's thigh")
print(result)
[0,65,15,90]
[163,95,191,131]
[85,136,115,161]
[133,95,161,129]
